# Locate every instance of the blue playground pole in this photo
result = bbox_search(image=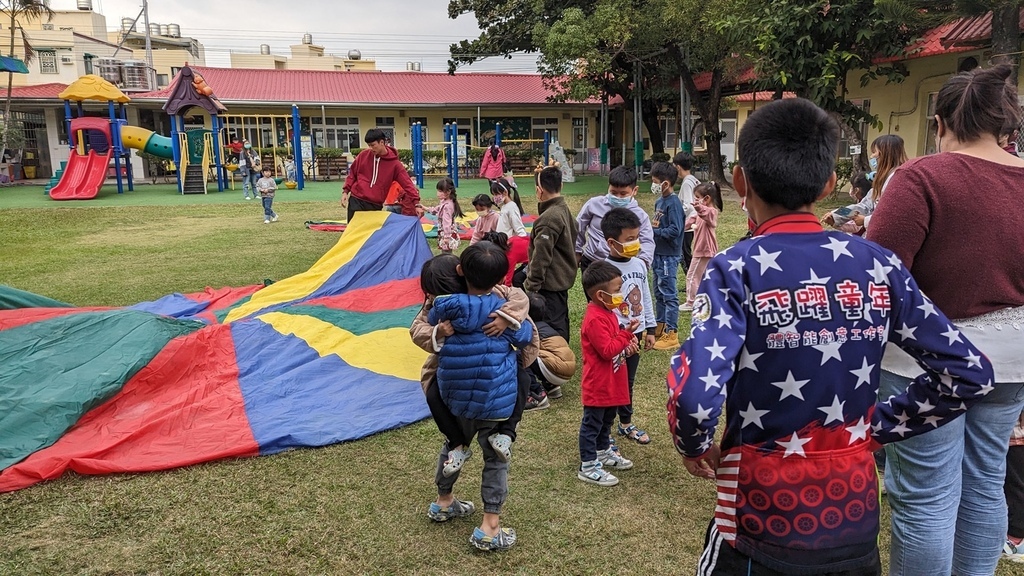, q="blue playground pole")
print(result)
[544,130,551,167]
[63,101,72,150]
[170,115,183,194]
[413,123,424,188]
[443,123,451,183]
[451,121,459,188]
[291,104,304,190]
[495,122,502,147]
[211,115,224,191]
[109,101,123,194]
[120,103,133,192]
